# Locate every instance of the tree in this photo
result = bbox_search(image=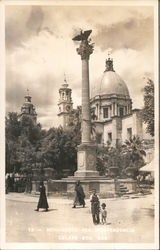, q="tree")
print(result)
[17,135,36,173]
[122,136,146,178]
[96,136,146,179]
[6,112,21,139]
[20,115,42,144]
[96,142,123,177]
[6,112,21,173]
[40,127,77,178]
[5,112,43,174]
[142,78,154,136]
